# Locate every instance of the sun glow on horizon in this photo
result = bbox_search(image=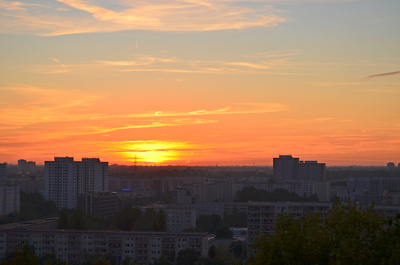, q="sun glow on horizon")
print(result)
[120,141,194,164]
